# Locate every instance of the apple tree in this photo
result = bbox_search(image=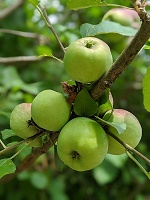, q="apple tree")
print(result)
[0,0,150,199]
